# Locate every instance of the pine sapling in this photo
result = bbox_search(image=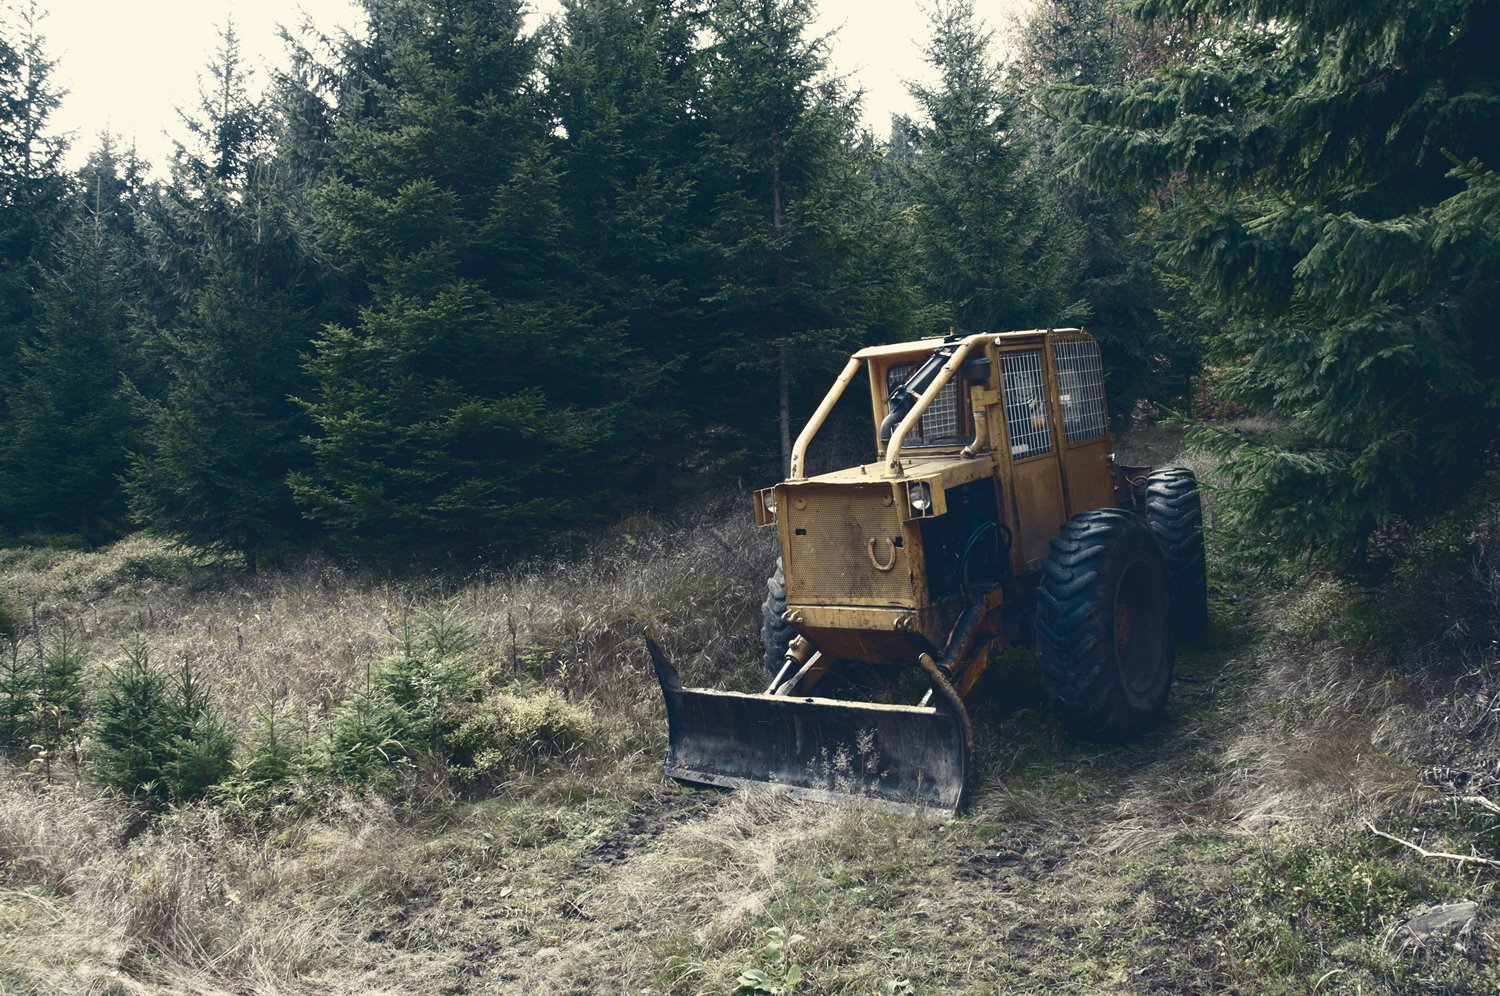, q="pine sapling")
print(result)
[0,641,40,751]
[36,626,88,767]
[91,638,174,800]
[163,659,235,802]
